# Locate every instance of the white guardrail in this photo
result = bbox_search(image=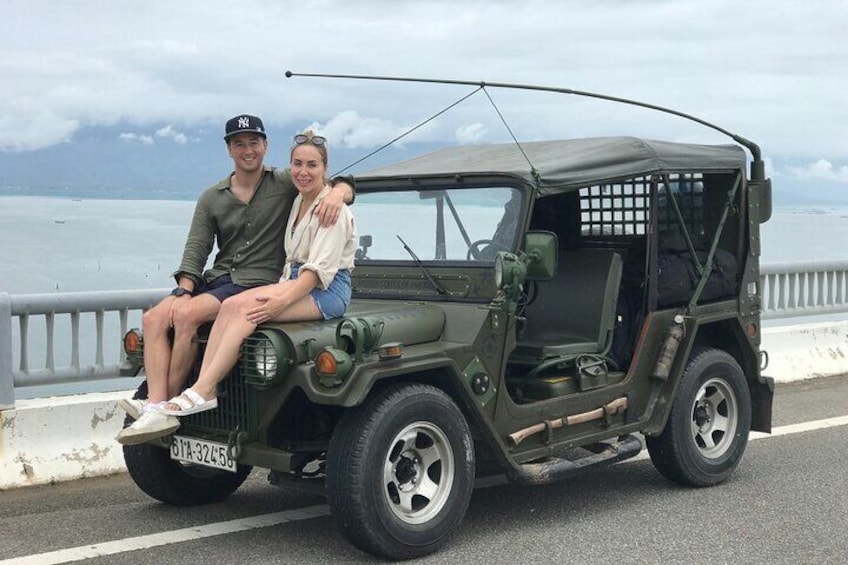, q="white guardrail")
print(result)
[0,289,168,410]
[1,260,848,410]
